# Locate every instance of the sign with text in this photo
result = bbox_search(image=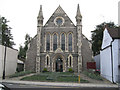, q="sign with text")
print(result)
[87,62,96,69]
